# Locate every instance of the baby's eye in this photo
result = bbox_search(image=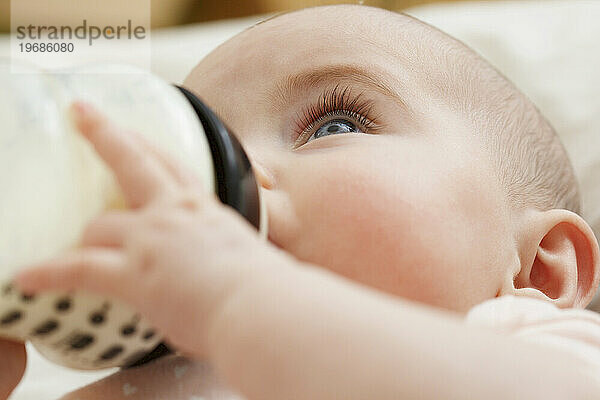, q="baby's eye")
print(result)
[307,118,362,143]
[292,85,380,148]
